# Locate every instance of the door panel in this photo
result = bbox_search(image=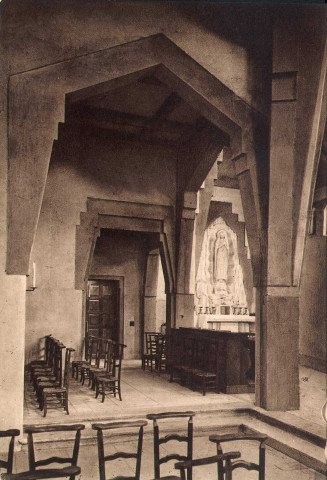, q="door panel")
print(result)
[86,279,120,342]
